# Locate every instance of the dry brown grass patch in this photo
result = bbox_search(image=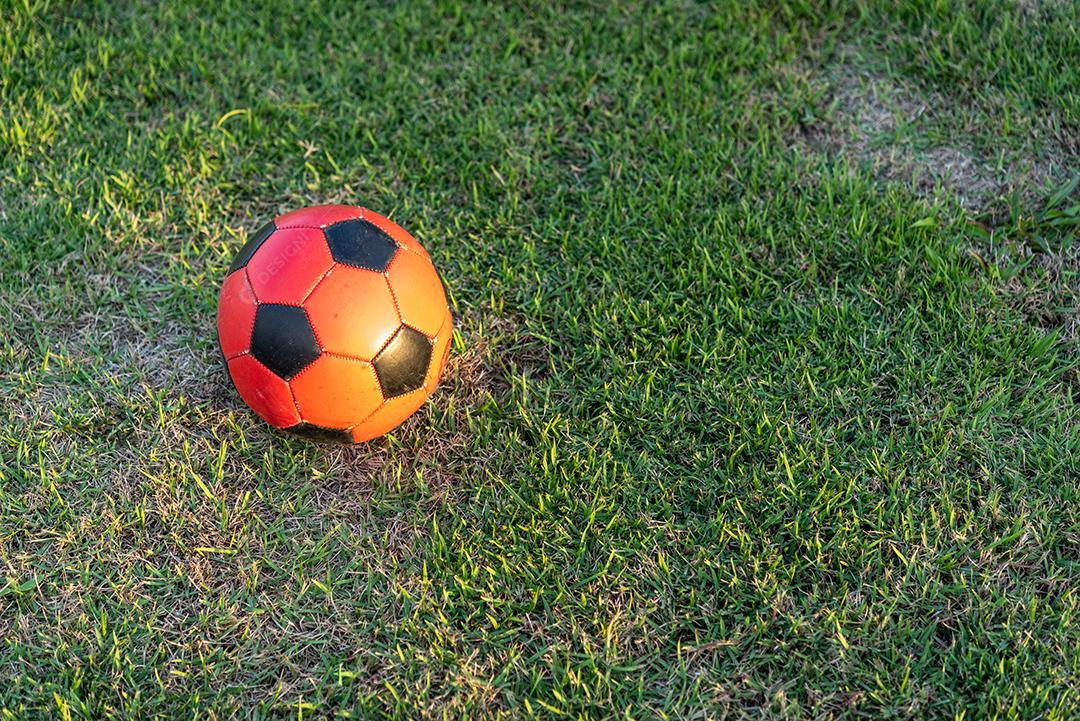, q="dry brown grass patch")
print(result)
[797,53,1073,211]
